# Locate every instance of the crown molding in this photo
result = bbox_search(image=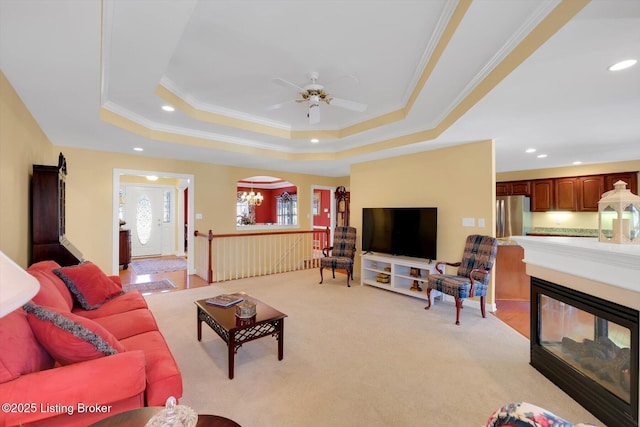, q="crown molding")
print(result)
[402,0,459,106]
[100,101,293,152]
[432,0,562,126]
[159,76,292,130]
